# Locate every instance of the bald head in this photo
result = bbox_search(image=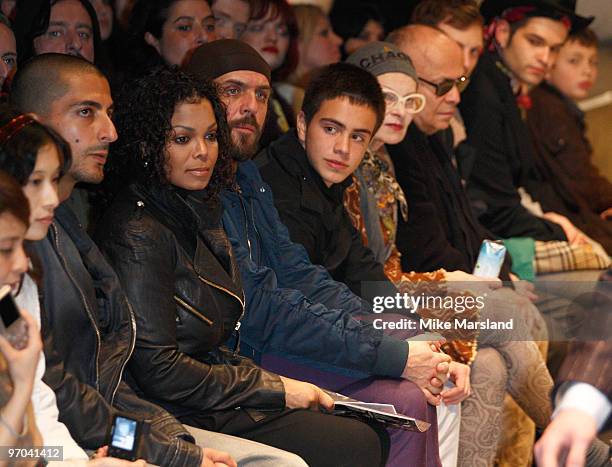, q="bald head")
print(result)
[388,24,463,76]
[10,53,105,116]
[388,25,464,135]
